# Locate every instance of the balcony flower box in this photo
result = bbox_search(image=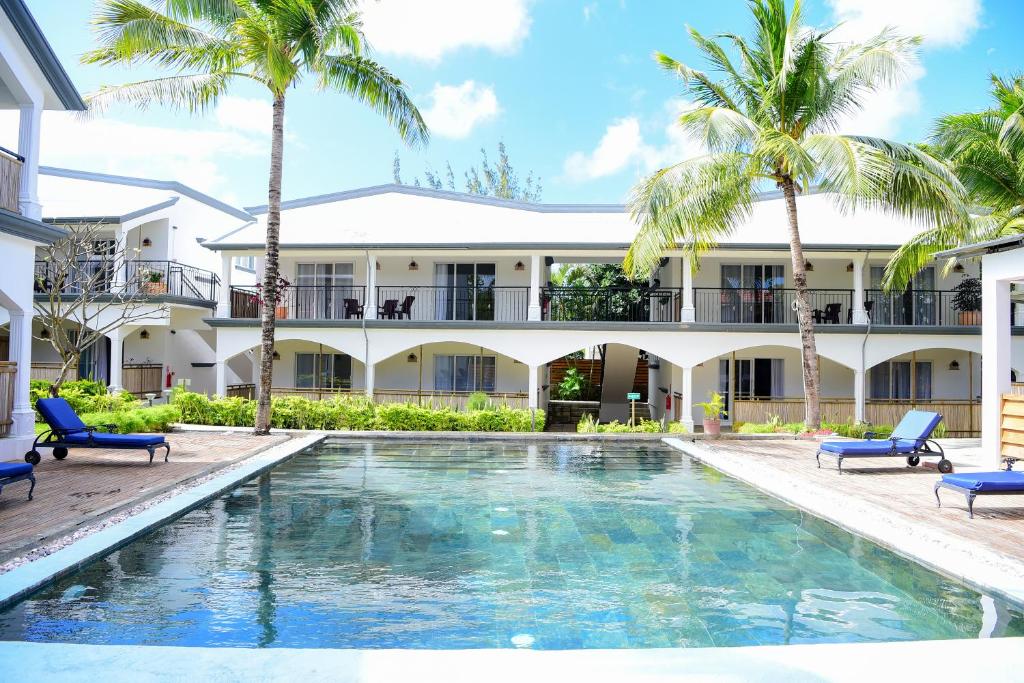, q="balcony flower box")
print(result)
[958,310,981,326]
[142,282,167,295]
[275,305,288,320]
